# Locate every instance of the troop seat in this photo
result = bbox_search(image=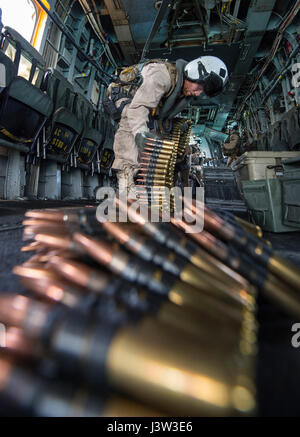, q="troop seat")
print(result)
[0,51,17,93]
[77,126,103,165]
[257,132,268,151]
[75,95,103,165]
[47,107,83,159]
[284,107,300,149]
[269,121,289,151]
[101,113,116,148]
[41,68,75,113]
[99,147,115,174]
[257,108,300,153]
[0,52,17,158]
[75,93,94,127]
[41,68,82,161]
[1,26,45,88]
[0,75,53,145]
[0,27,52,149]
[99,113,116,174]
